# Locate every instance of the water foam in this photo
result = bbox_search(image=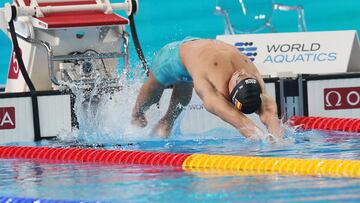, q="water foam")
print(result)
[57,70,166,143]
